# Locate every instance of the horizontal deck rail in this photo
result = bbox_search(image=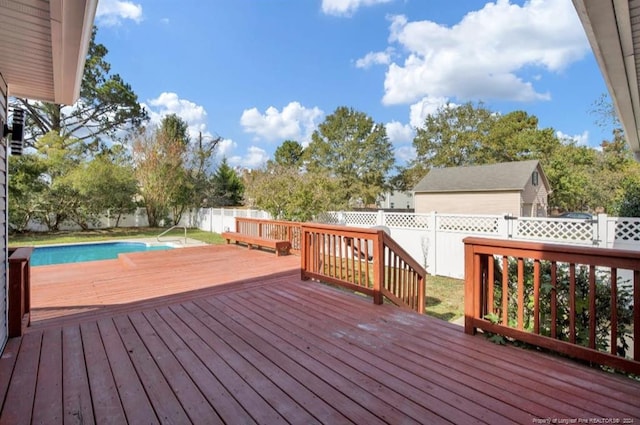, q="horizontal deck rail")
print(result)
[464,237,640,375]
[234,217,302,254]
[301,223,426,313]
[8,247,34,337]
